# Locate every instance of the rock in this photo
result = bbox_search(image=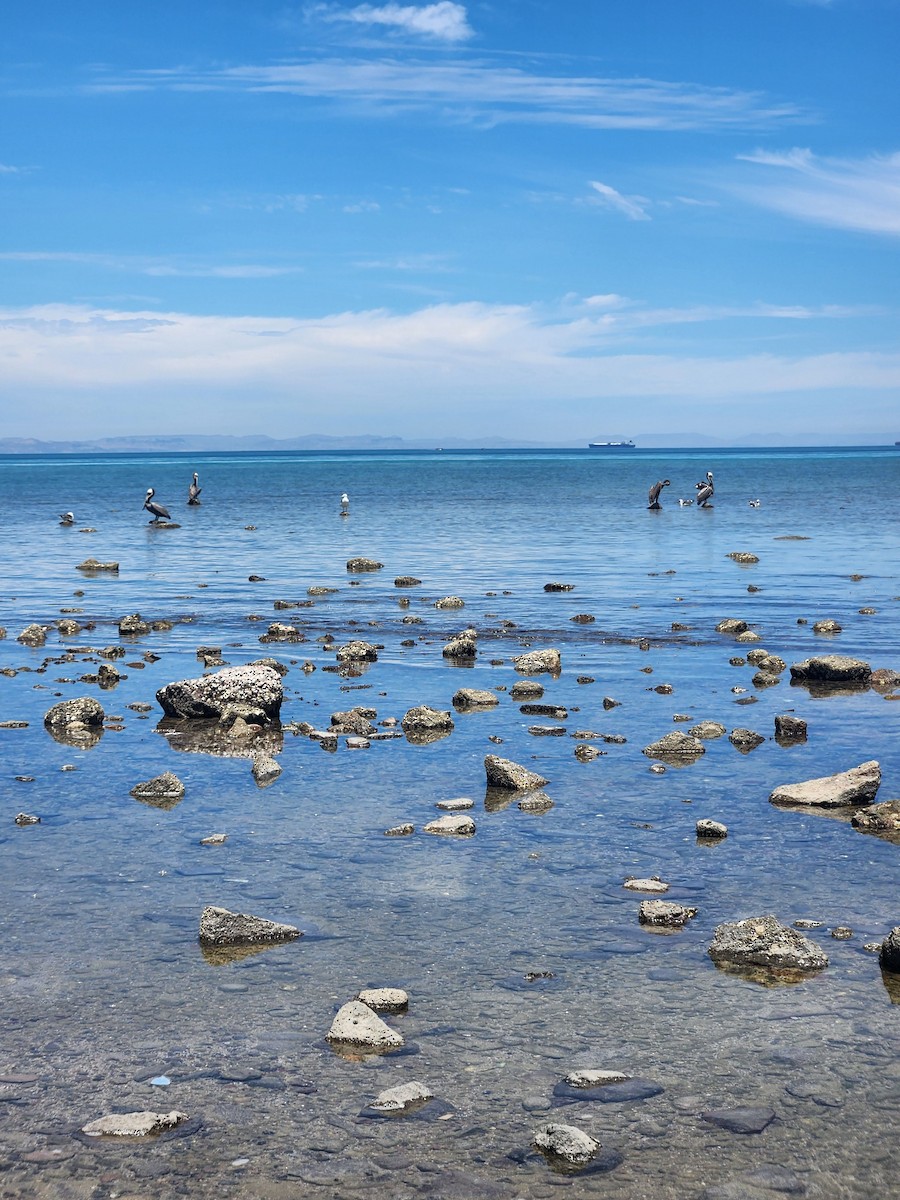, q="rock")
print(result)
[200,833,227,845]
[326,1001,404,1049]
[119,613,151,636]
[831,926,853,939]
[813,619,842,634]
[130,772,185,806]
[544,582,575,592]
[76,558,119,573]
[510,680,544,700]
[44,696,105,729]
[691,721,726,740]
[443,636,477,659]
[82,1110,189,1138]
[368,1081,434,1113]
[871,667,900,690]
[716,619,749,635]
[532,1122,600,1166]
[752,670,780,688]
[513,648,561,675]
[769,760,880,808]
[356,987,408,1012]
[452,688,498,708]
[330,708,376,735]
[336,640,378,662]
[521,703,568,718]
[639,901,697,927]
[696,819,728,839]
[574,744,603,761]
[729,728,765,752]
[701,1107,776,1135]
[484,755,549,790]
[624,877,669,893]
[434,595,465,609]
[735,630,762,643]
[564,1070,628,1088]
[727,552,759,564]
[57,618,81,636]
[157,664,283,721]
[851,799,900,833]
[758,654,787,674]
[602,696,621,709]
[259,622,305,643]
[401,705,454,733]
[436,797,475,811]
[198,905,300,946]
[251,753,282,786]
[708,915,828,972]
[17,624,47,647]
[517,791,554,813]
[879,927,900,972]
[424,814,476,836]
[643,732,705,761]
[774,714,807,741]
[571,613,595,623]
[790,655,871,685]
[347,558,383,572]
[307,585,338,596]
[394,576,421,587]
[14,812,40,825]
[384,823,415,837]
